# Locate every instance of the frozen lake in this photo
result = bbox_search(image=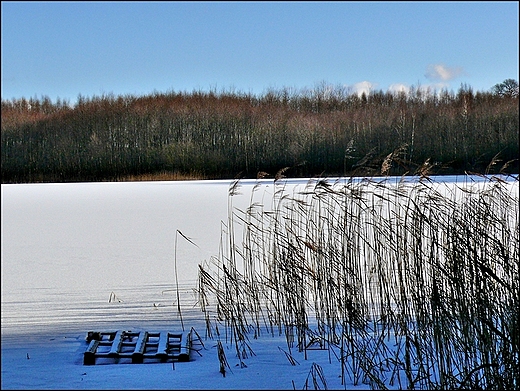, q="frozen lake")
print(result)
[2,179,238,338]
[1,175,518,339]
[1,175,518,390]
